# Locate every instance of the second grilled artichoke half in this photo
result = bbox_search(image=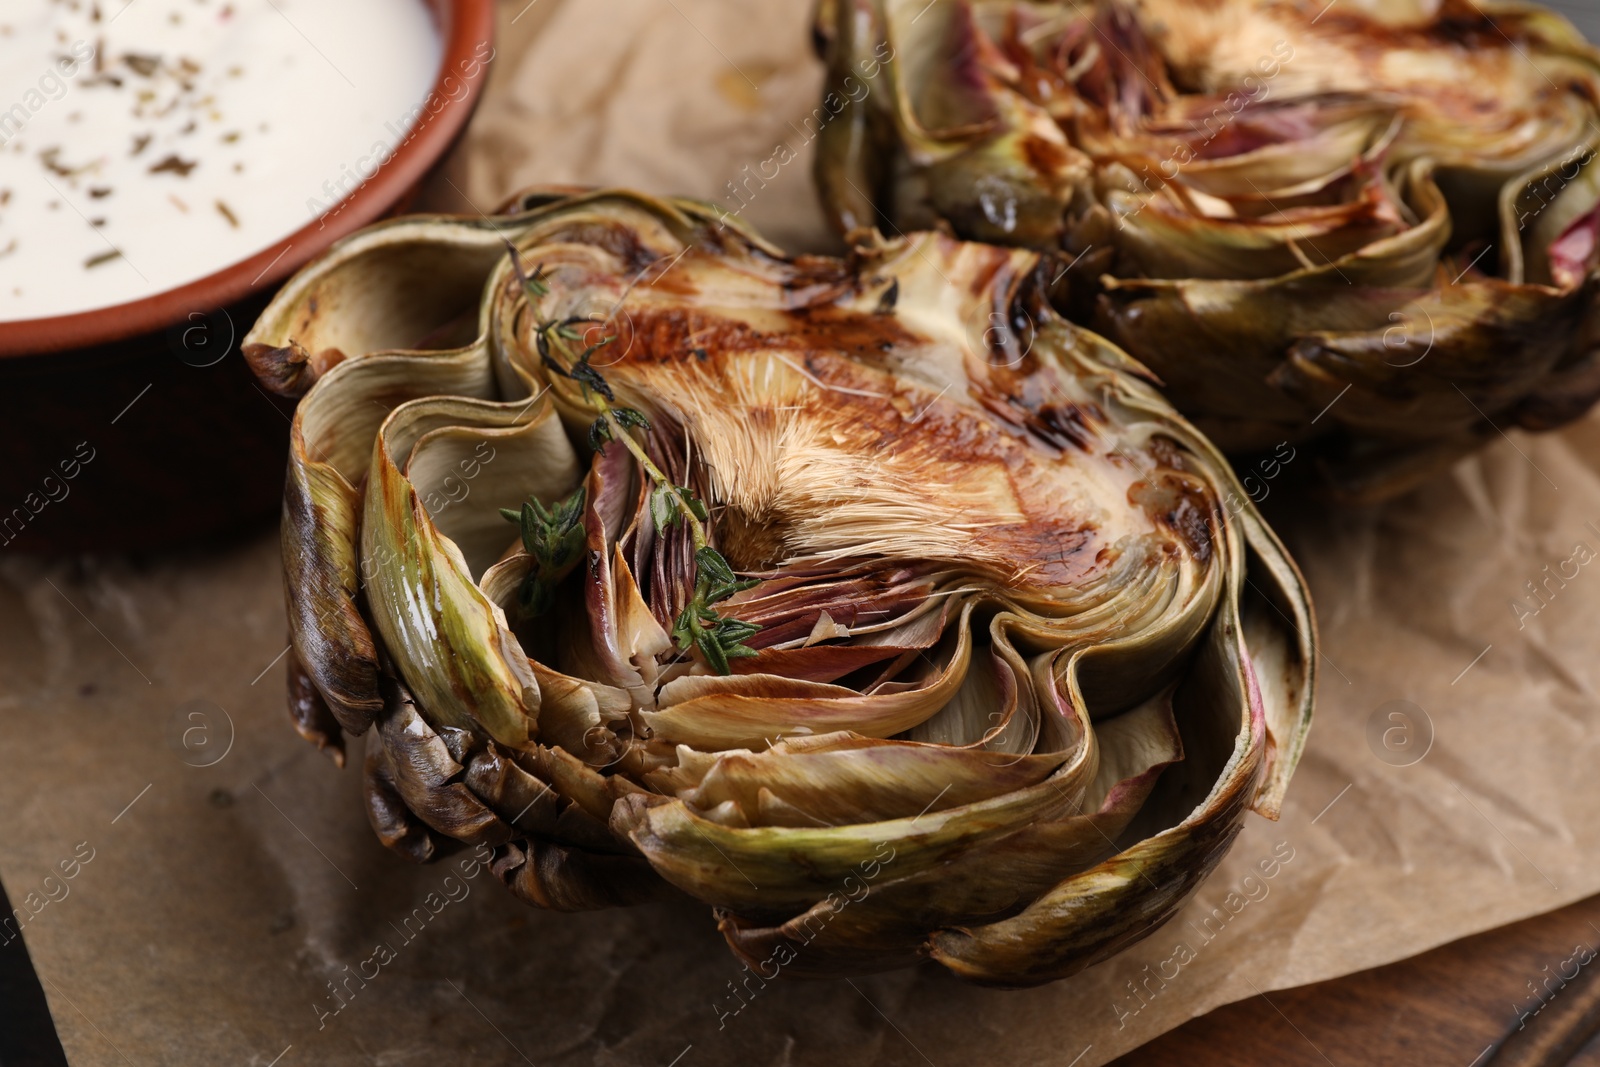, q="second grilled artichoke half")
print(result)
[814,0,1600,497]
[244,189,1313,986]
